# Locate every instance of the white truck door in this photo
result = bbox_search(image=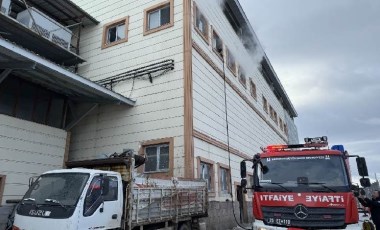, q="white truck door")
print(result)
[77,175,123,229]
